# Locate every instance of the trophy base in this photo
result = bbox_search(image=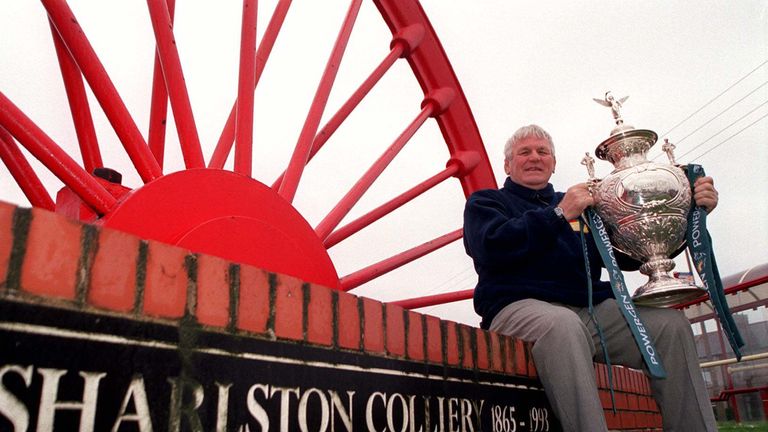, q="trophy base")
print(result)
[632,276,706,308]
